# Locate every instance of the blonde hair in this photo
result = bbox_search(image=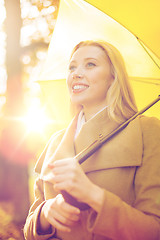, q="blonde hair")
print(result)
[69,40,138,123]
